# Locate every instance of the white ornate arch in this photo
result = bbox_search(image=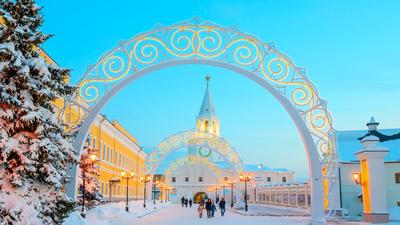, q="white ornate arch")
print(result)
[61,18,337,224]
